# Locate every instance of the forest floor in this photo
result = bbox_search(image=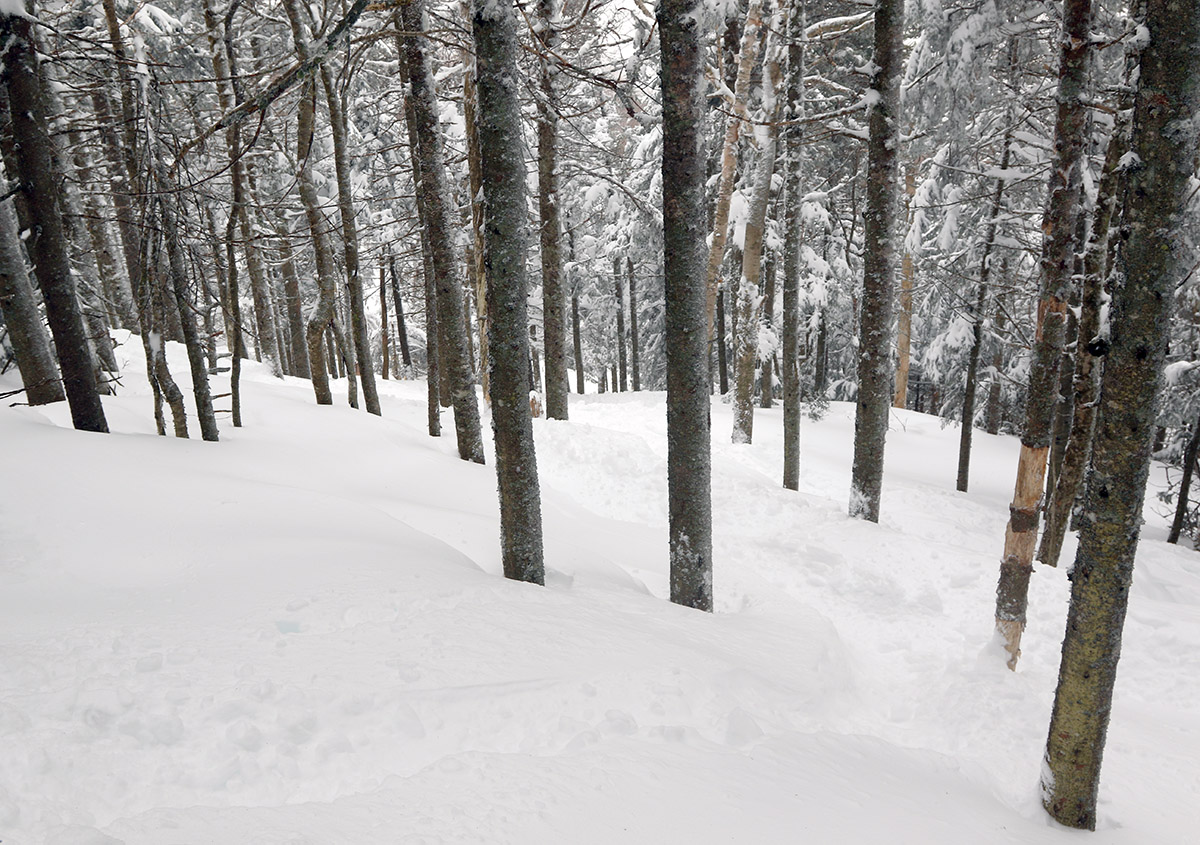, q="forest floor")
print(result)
[1,334,1197,844]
